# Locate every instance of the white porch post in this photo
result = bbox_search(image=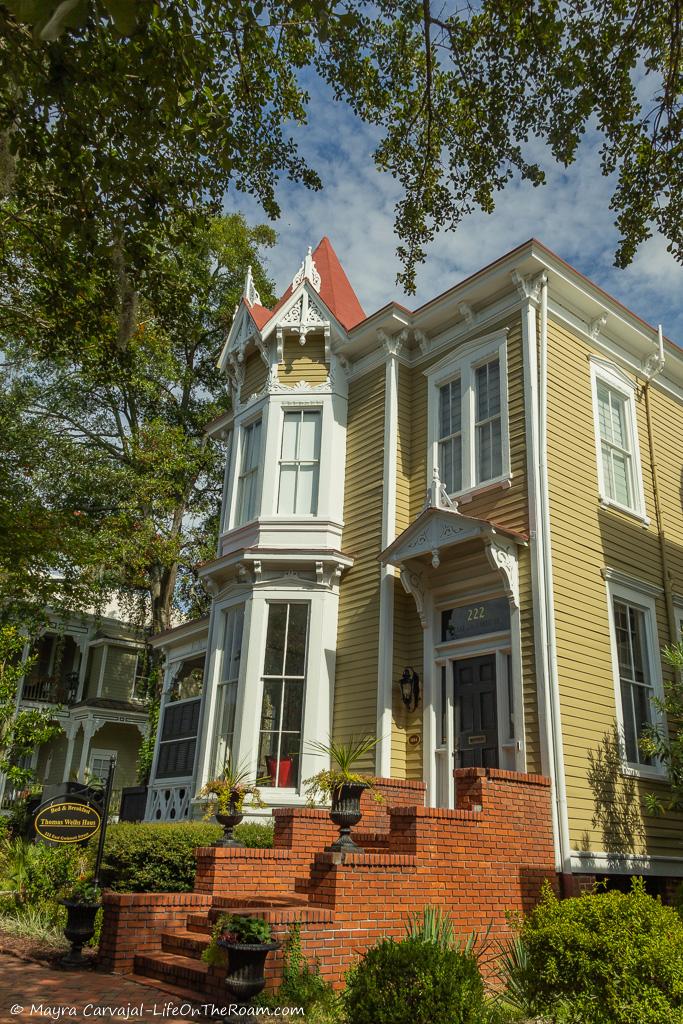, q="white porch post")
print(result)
[77,718,98,781]
[61,721,80,783]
